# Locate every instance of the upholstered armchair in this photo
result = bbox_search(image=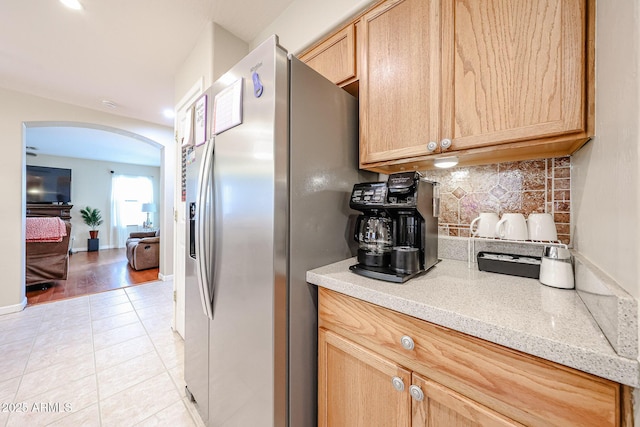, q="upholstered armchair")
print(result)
[126,230,160,270]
